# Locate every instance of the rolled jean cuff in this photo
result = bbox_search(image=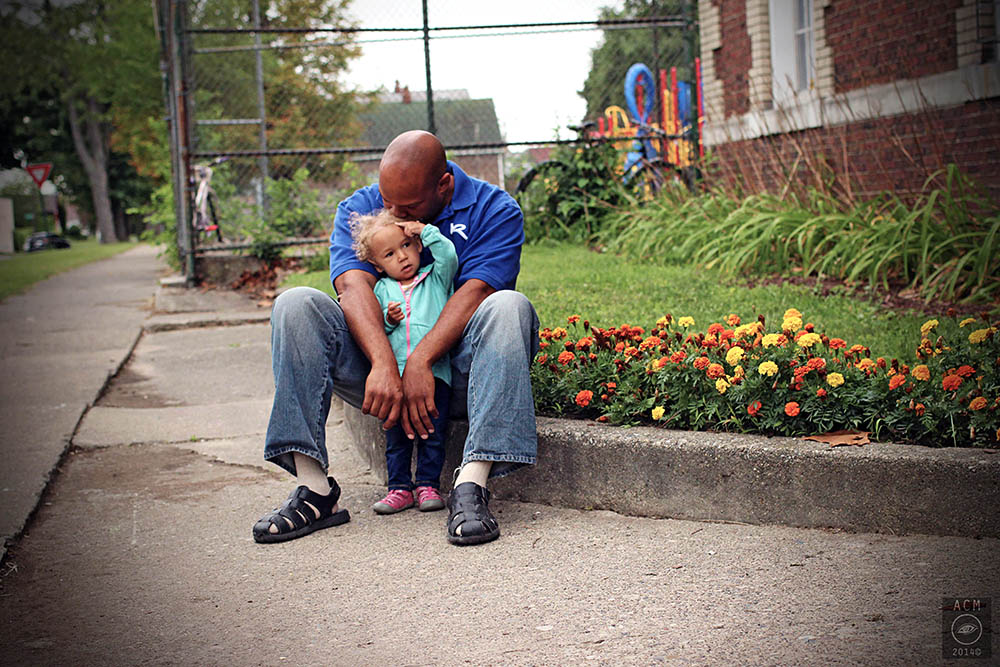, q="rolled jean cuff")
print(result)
[264,445,327,477]
[462,454,535,480]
